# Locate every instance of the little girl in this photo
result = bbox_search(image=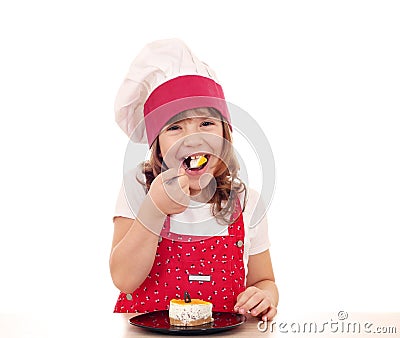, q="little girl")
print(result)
[110,39,278,322]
